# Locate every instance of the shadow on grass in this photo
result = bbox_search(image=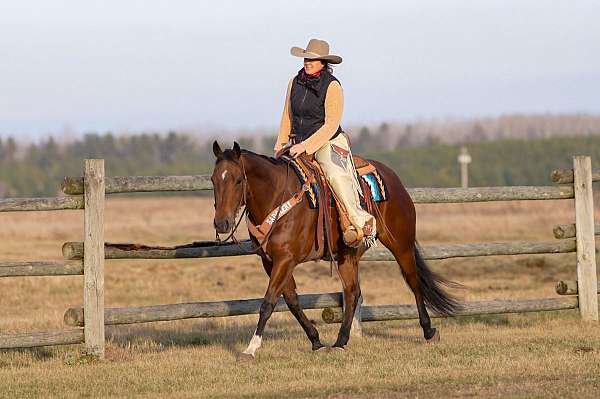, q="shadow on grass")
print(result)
[440,308,578,328]
[105,316,435,355]
[105,318,321,357]
[0,347,54,368]
[99,309,580,359]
